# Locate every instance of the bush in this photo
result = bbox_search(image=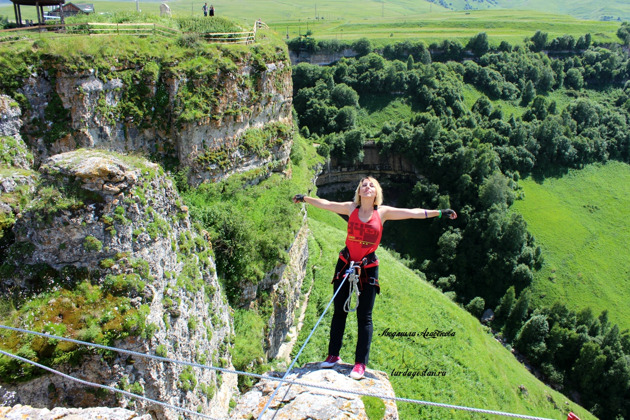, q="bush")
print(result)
[83,236,103,252]
[465,297,485,318]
